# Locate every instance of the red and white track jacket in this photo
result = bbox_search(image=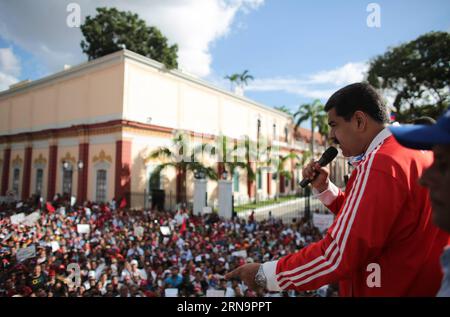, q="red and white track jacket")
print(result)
[263,128,449,296]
